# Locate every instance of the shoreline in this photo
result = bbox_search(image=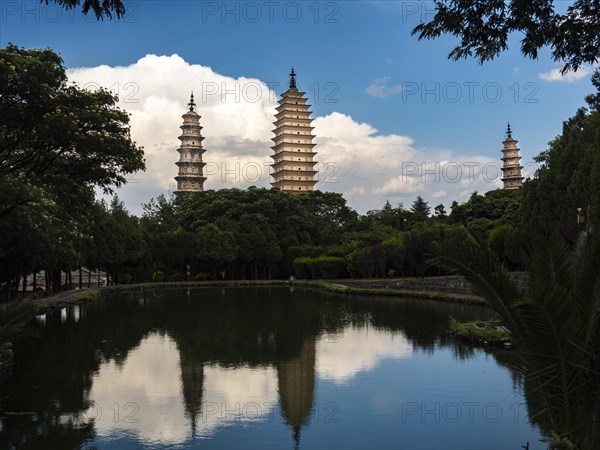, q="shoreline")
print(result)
[292,280,485,304]
[31,278,486,313]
